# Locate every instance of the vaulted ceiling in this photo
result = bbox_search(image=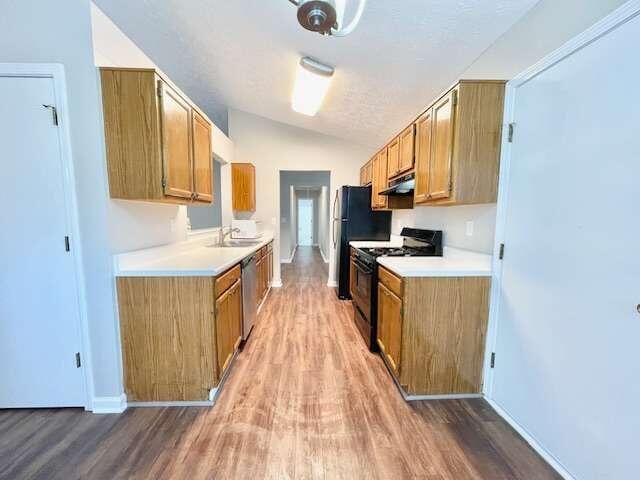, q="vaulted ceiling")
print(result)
[94,0,539,147]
